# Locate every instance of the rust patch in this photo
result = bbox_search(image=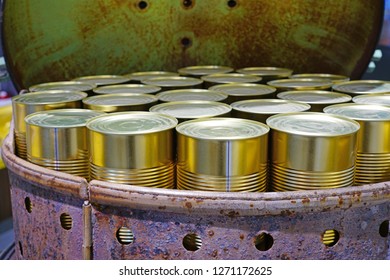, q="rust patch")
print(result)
[302,197,310,204]
[338,197,344,206]
[226,211,240,218]
[208,230,214,237]
[291,200,296,204]
[239,234,245,240]
[158,205,167,210]
[184,202,192,209]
